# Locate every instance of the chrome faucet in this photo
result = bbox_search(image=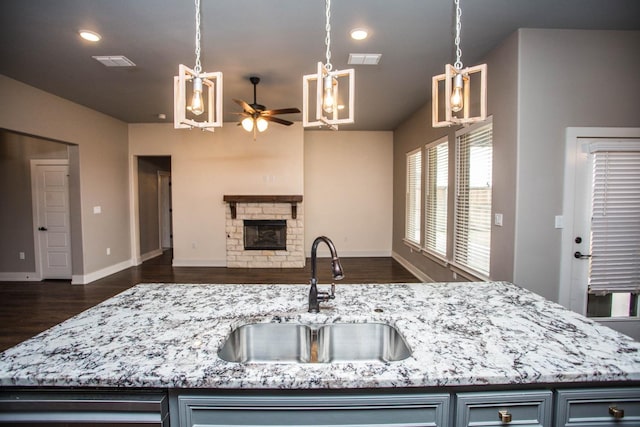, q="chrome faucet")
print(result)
[308,236,344,313]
